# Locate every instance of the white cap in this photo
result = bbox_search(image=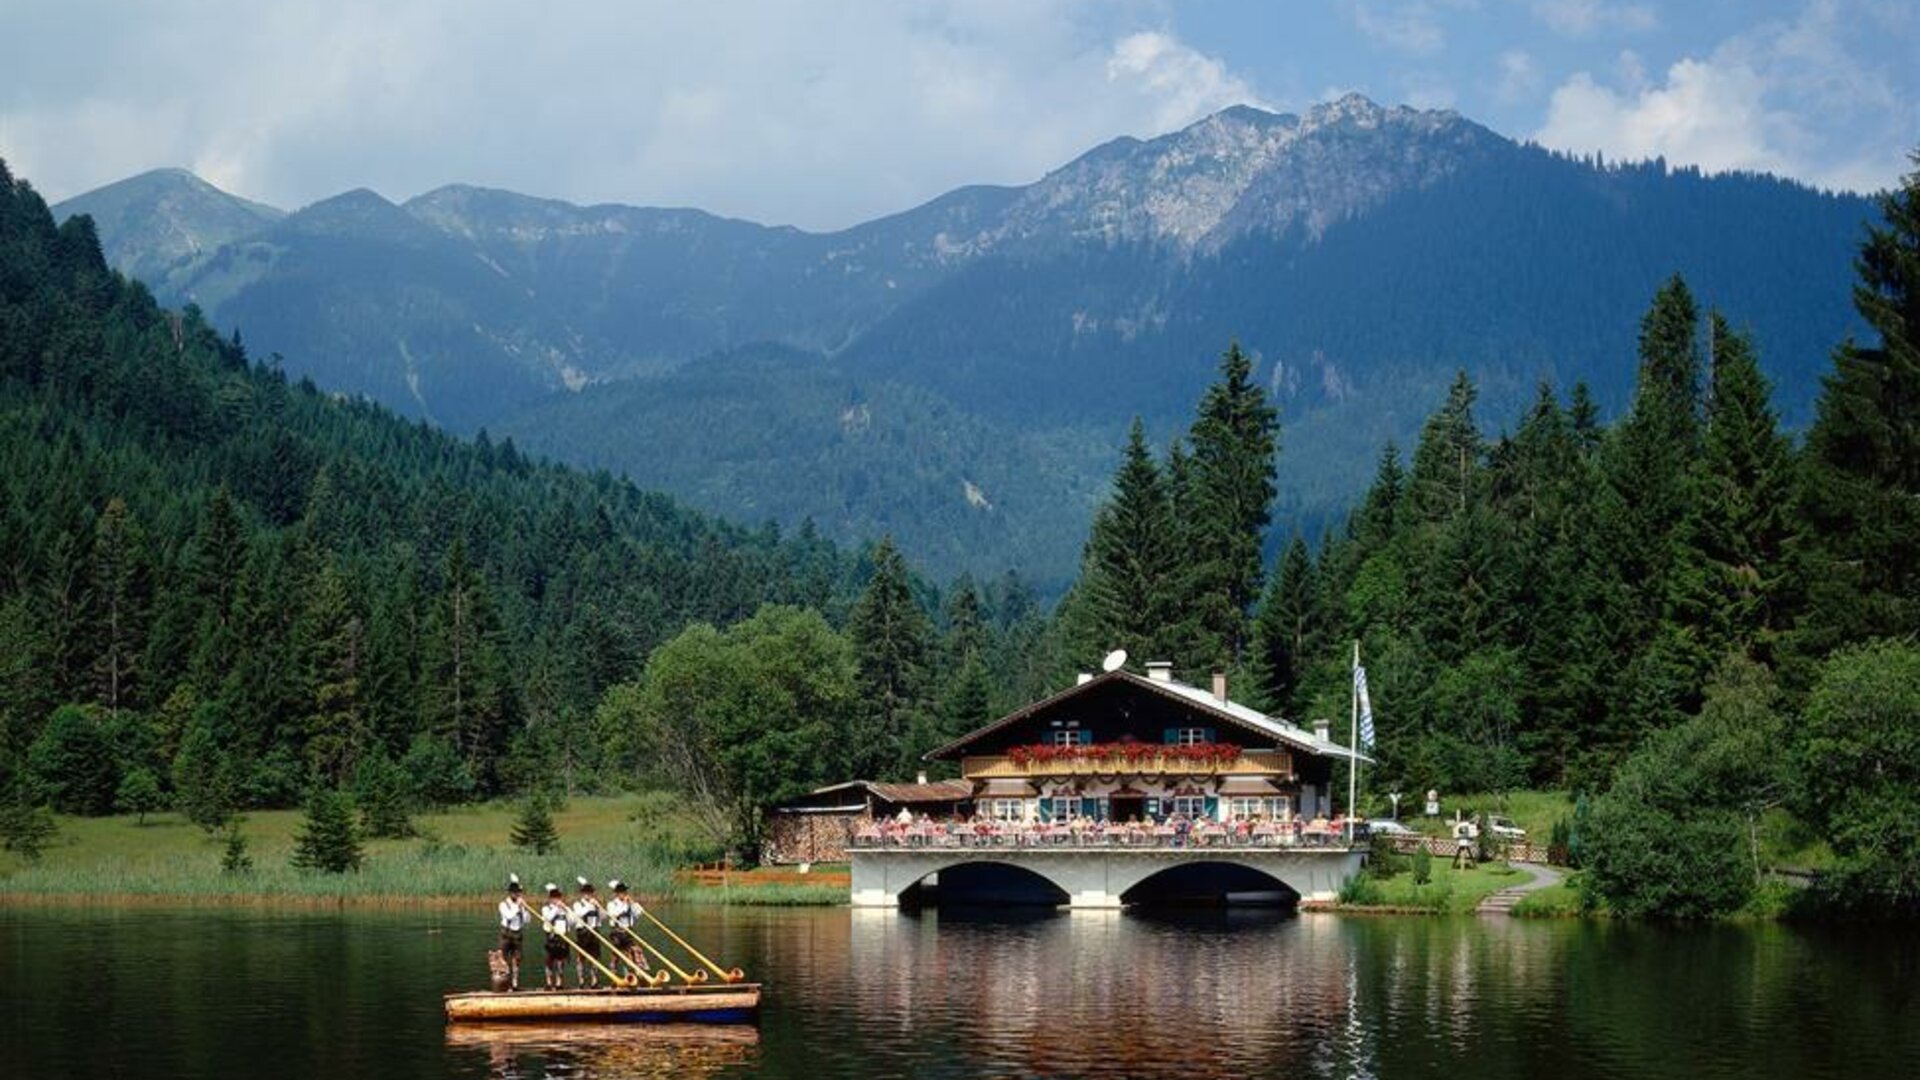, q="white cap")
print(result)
[544,882,560,894]
[609,879,626,891]
[576,875,592,890]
